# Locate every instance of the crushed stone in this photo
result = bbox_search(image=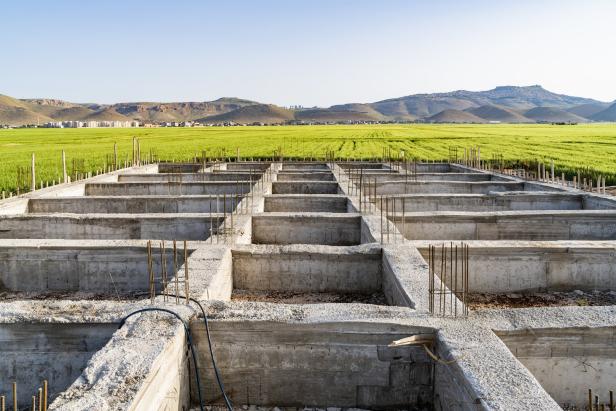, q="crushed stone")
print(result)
[468,290,616,309]
[231,289,388,305]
